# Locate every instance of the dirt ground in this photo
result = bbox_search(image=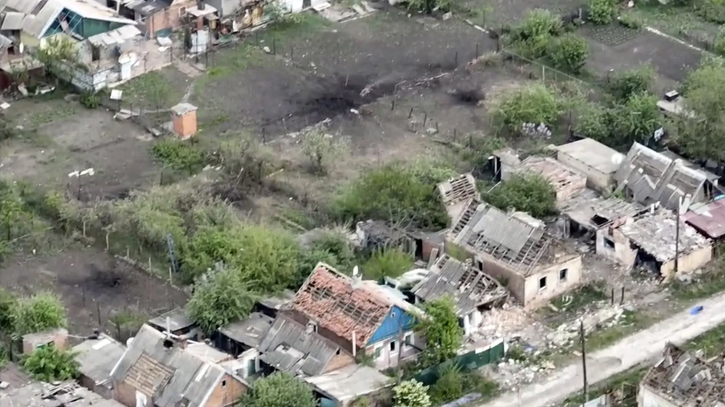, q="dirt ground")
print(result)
[1,98,161,199]
[0,247,188,337]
